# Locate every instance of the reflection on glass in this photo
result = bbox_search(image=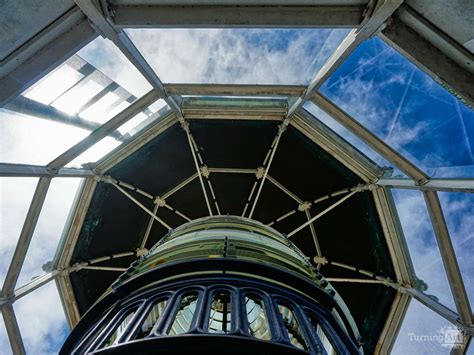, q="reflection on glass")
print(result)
[320,37,474,175]
[102,309,137,348]
[168,293,198,335]
[392,189,456,309]
[278,305,307,350]
[136,299,168,339]
[308,313,336,355]
[245,295,271,340]
[209,292,232,334]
